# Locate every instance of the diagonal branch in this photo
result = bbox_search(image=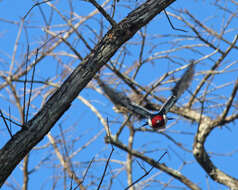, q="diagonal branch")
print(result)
[218,79,238,124]
[88,0,117,26]
[0,0,176,186]
[0,0,111,91]
[188,34,238,107]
